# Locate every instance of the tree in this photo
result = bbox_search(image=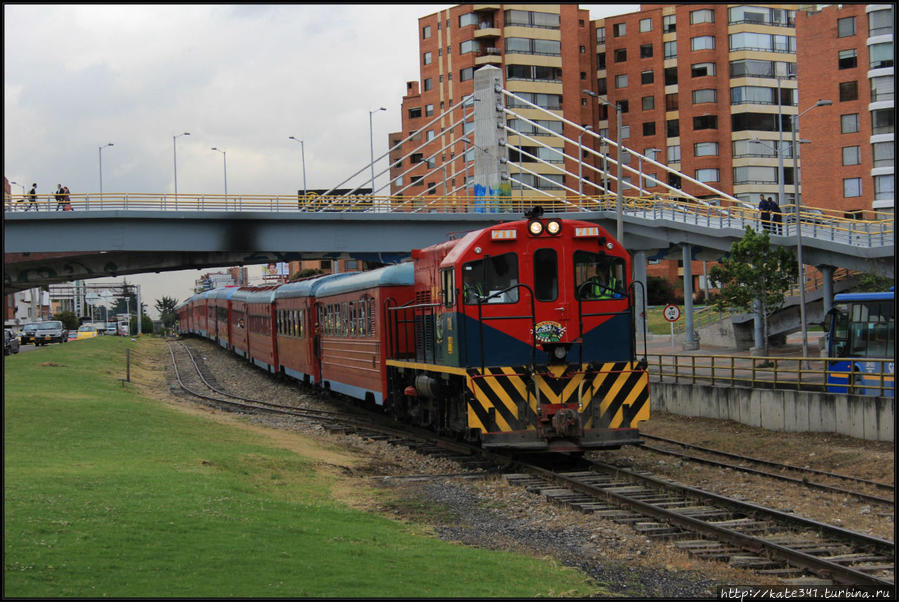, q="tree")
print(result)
[709,227,797,356]
[54,311,79,331]
[154,296,180,329]
[130,313,154,335]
